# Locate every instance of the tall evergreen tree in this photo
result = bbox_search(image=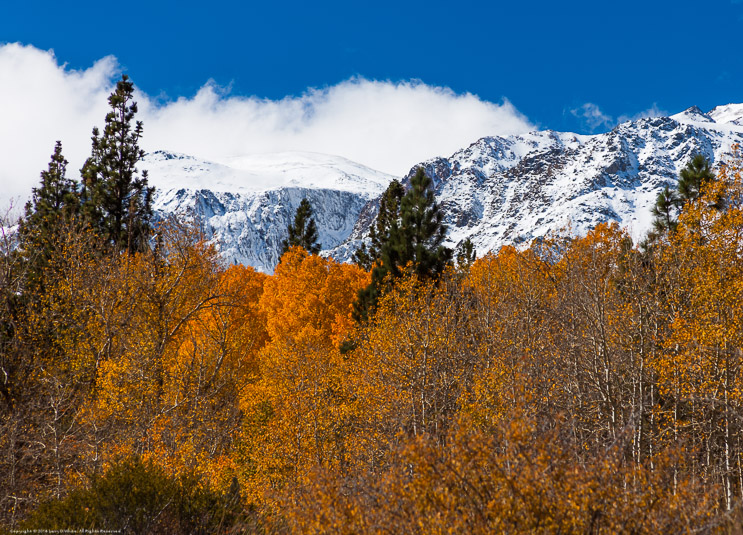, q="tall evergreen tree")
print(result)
[647,154,717,241]
[650,184,680,235]
[391,167,452,279]
[18,141,79,286]
[353,179,404,270]
[353,168,451,322]
[281,198,321,255]
[80,75,154,253]
[678,154,715,203]
[456,238,477,269]
[21,141,79,236]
